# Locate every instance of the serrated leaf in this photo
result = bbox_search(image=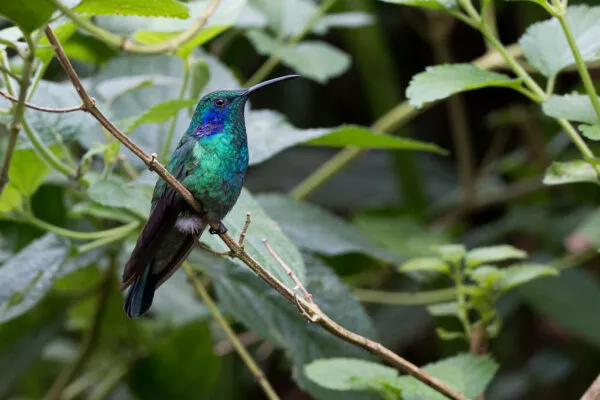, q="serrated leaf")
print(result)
[305,353,497,400]
[88,178,151,217]
[196,252,376,399]
[247,31,351,83]
[542,160,598,185]
[379,0,456,10]
[0,0,55,33]
[519,5,600,78]
[128,321,220,399]
[0,234,67,323]
[466,245,527,267]
[399,257,449,273]
[125,99,197,134]
[8,148,53,197]
[580,124,600,140]
[256,194,398,262]
[542,94,600,125]
[306,125,448,154]
[434,244,466,264]
[0,183,22,213]
[519,269,600,350]
[407,64,521,108]
[133,25,230,59]
[497,264,558,292]
[75,0,189,19]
